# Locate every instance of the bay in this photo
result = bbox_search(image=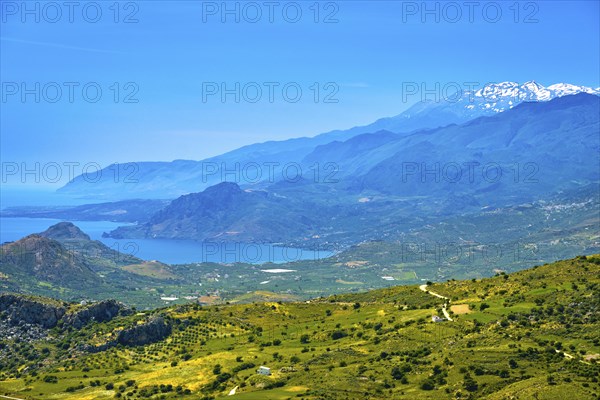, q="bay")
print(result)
[0,217,332,264]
